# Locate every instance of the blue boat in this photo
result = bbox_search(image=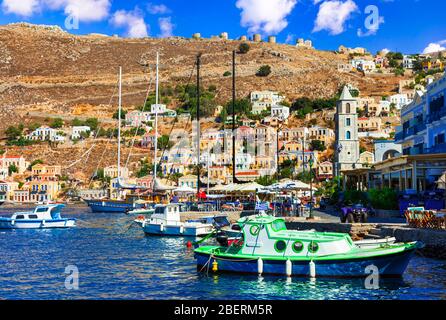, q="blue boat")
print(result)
[195,215,422,278]
[84,198,143,213]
